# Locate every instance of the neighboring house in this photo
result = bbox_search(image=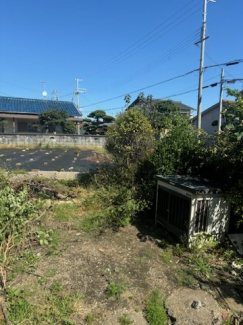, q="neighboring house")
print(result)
[192,100,235,134]
[128,97,195,117]
[0,96,82,134]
